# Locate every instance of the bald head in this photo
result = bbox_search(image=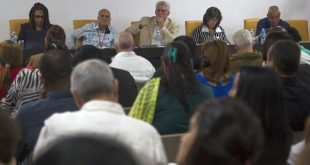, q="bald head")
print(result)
[115,32,134,51]
[267,6,281,27]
